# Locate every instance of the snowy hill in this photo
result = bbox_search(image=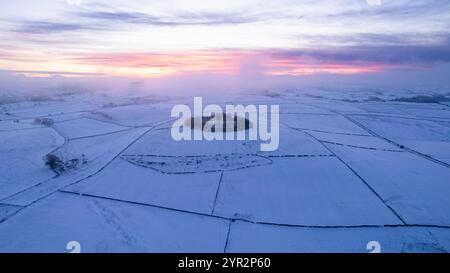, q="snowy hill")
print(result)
[1,90,450,253]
